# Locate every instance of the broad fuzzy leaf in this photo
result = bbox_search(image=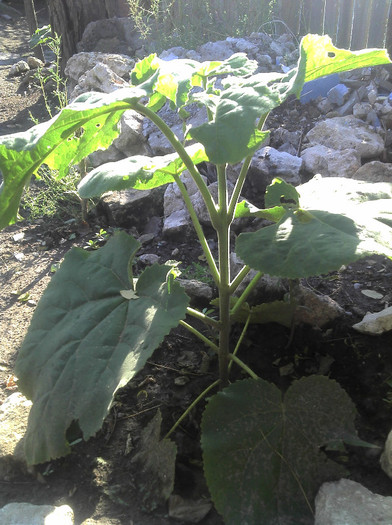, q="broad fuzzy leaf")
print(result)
[202,376,357,525]
[196,53,258,80]
[289,34,391,98]
[15,231,189,464]
[0,88,151,229]
[236,178,392,278]
[189,84,279,164]
[78,143,208,197]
